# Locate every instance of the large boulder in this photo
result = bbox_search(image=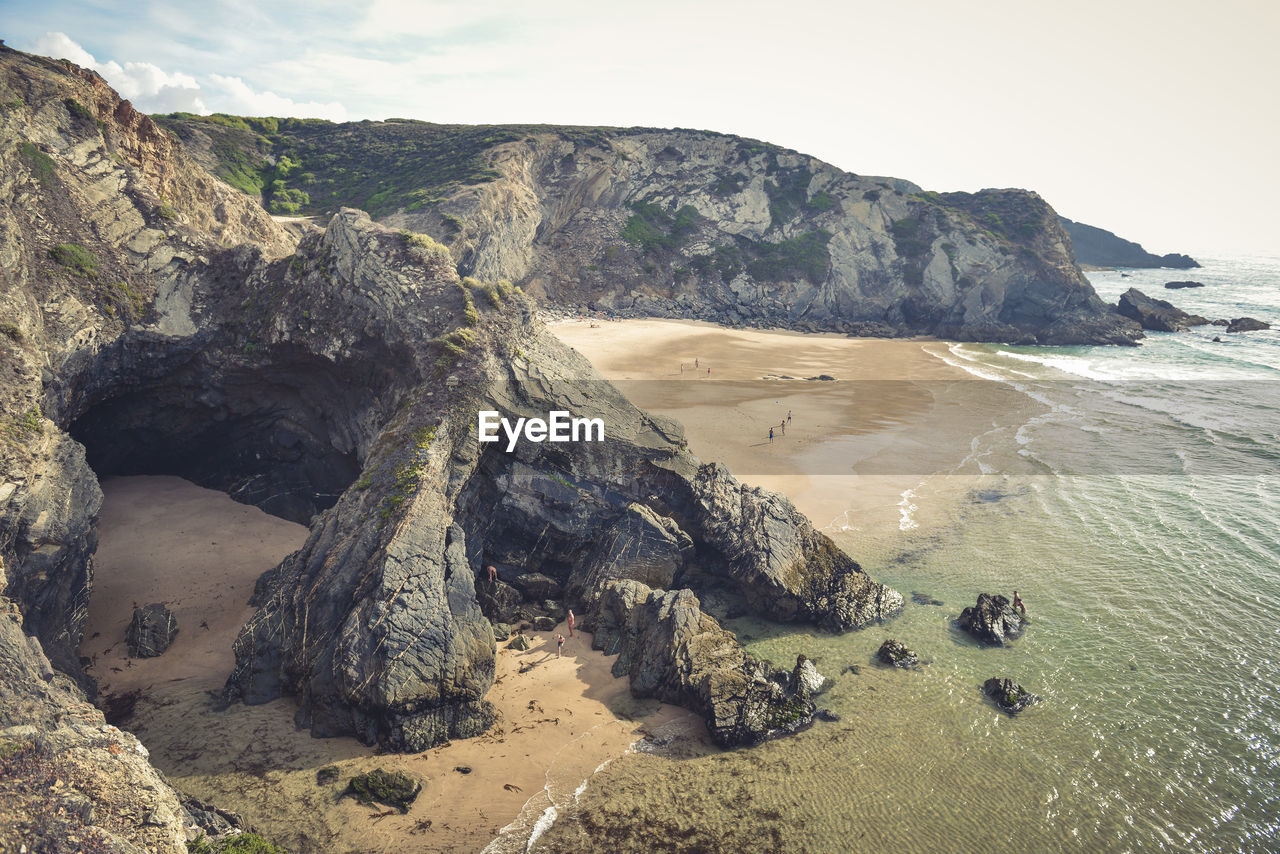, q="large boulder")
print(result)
[125,603,178,658]
[510,572,561,600]
[1116,288,1208,332]
[957,593,1024,646]
[983,677,1039,715]
[690,463,903,630]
